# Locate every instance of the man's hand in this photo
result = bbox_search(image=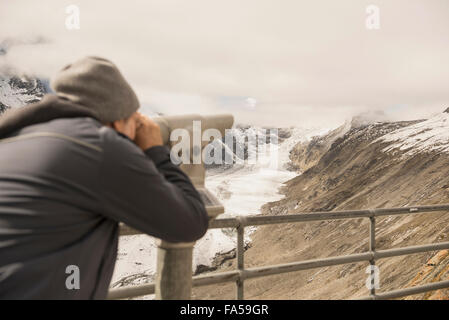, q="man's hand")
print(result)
[134,113,164,150]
